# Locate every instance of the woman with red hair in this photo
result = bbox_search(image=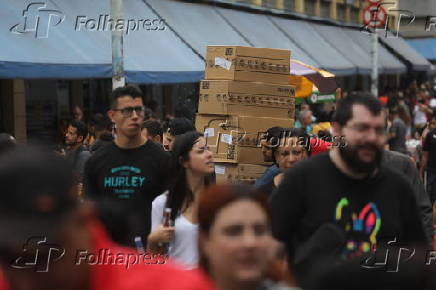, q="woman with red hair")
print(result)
[198,184,298,290]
